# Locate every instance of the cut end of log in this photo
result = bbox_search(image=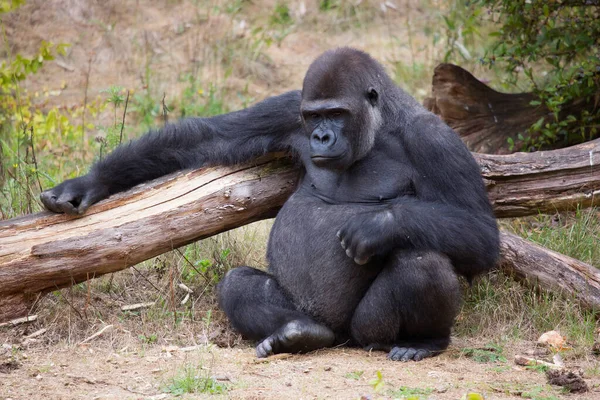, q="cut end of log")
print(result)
[424,63,545,154]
